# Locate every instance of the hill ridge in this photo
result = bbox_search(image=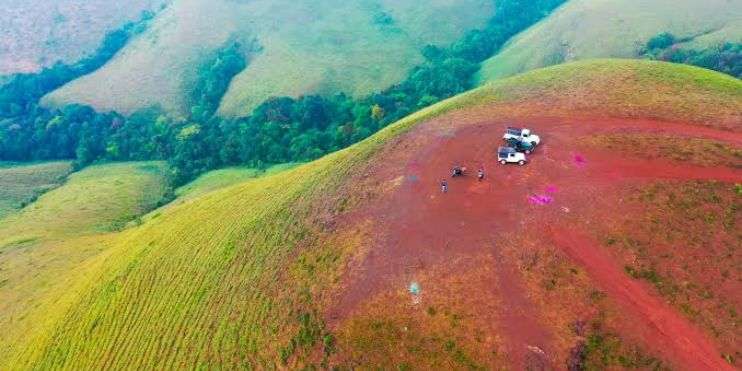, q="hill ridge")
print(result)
[41,0,494,117]
[477,0,742,82]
